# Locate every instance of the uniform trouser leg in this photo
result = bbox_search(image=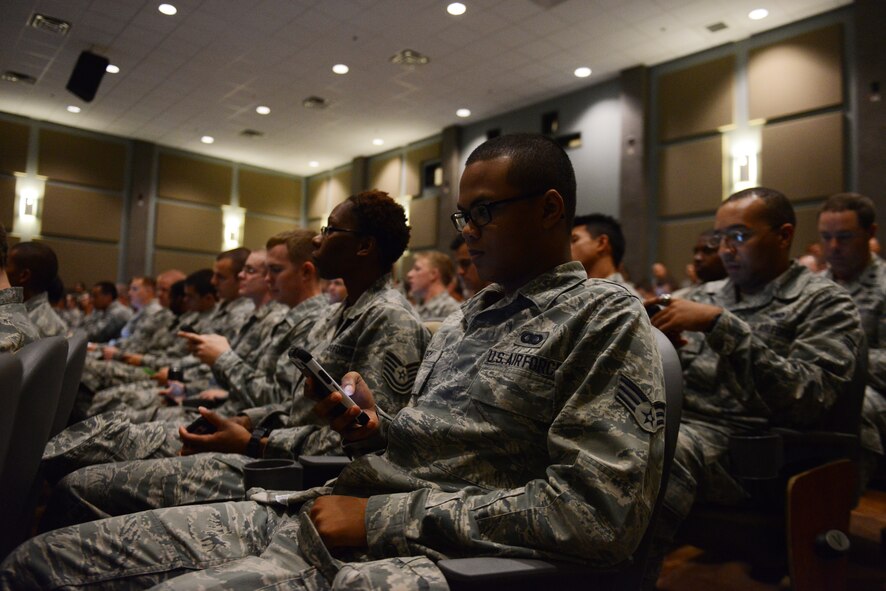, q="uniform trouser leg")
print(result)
[0,501,284,591]
[858,386,886,489]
